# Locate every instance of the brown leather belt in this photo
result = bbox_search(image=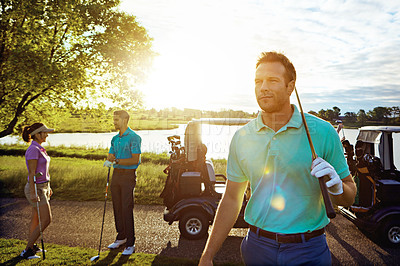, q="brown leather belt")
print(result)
[113,168,136,173]
[249,224,325,243]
